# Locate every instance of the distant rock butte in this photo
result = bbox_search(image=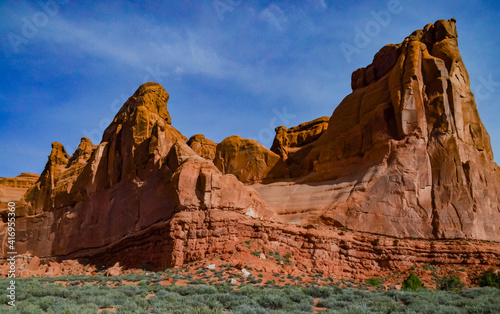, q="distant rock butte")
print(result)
[0,172,38,218]
[1,19,499,278]
[0,173,39,202]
